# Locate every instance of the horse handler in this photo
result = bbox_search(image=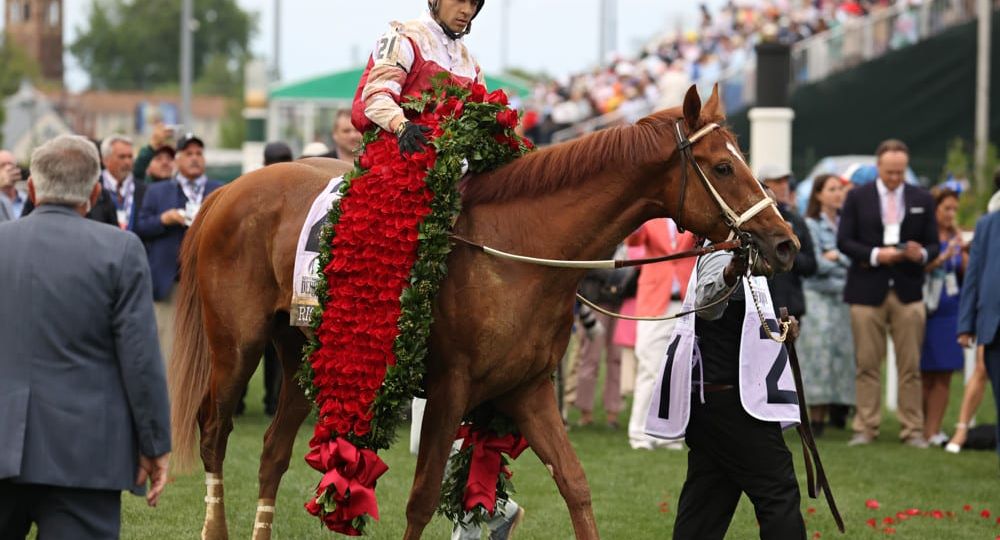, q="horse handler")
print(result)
[646,245,807,540]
